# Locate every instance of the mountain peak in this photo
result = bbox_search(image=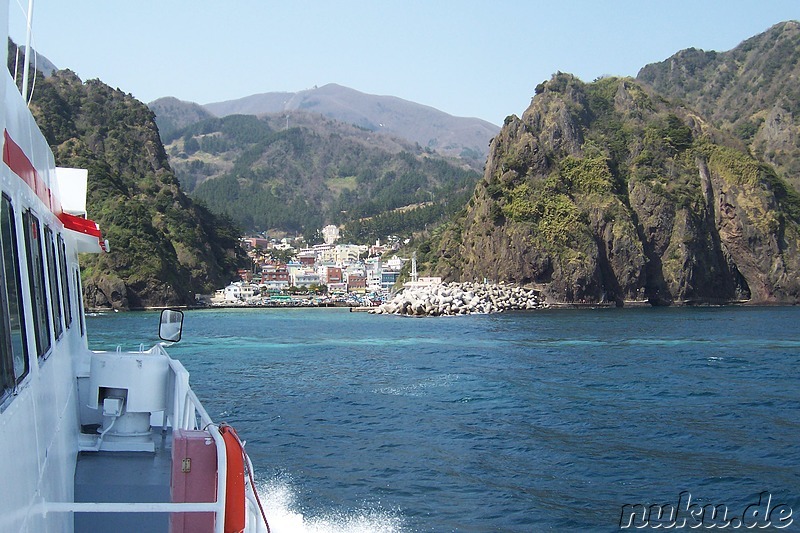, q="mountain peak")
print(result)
[198,84,499,162]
